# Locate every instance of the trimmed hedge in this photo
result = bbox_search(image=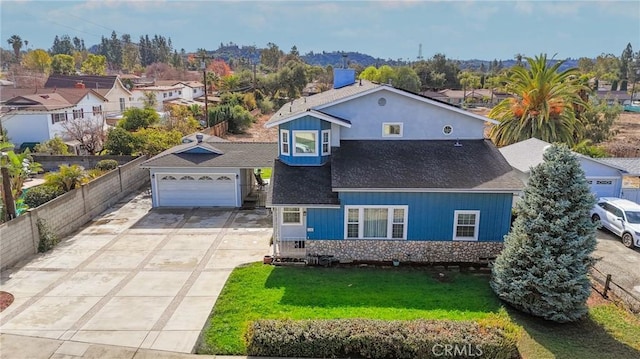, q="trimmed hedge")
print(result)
[95,159,119,171]
[24,185,65,208]
[246,319,519,359]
